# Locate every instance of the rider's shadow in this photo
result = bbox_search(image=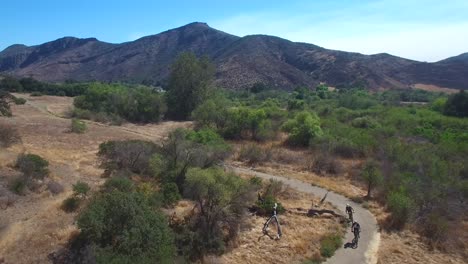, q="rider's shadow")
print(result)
[344,239,358,249]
